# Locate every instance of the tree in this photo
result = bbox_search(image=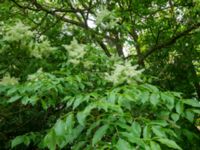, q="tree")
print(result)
[0,0,200,149]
